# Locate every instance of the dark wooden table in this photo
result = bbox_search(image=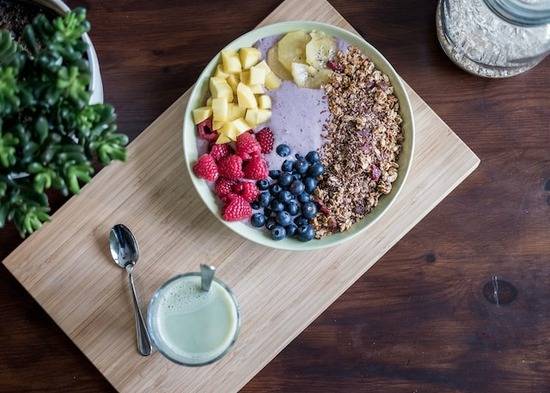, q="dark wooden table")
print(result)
[1,1,549,392]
